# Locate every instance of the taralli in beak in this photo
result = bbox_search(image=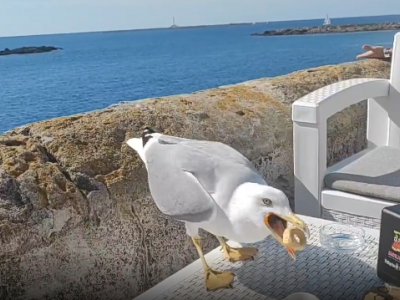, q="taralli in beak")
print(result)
[282,226,307,251]
[263,212,309,259]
